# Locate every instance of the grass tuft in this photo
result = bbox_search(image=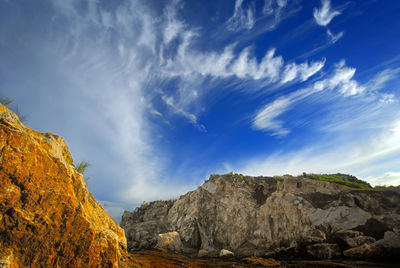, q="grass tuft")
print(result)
[75,160,90,174]
[0,97,13,106]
